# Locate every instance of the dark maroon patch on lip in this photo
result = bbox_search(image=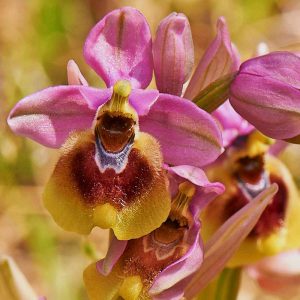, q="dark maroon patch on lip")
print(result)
[224,175,288,238]
[70,141,154,210]
[121,219,187,286]
[235,155,264,184]
[250,175,287,237]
